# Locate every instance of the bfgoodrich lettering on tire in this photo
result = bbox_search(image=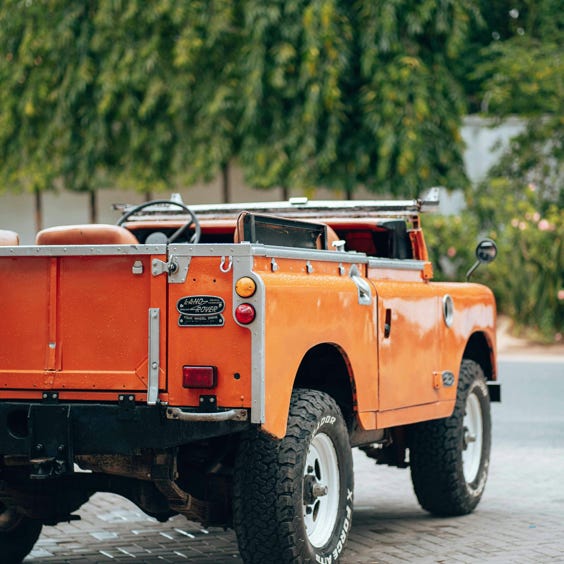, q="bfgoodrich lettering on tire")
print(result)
[233,389,354,563]
[409,358,492,516]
